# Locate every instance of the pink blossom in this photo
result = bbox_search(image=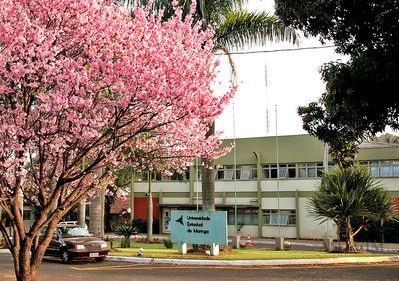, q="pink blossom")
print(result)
[0,0,234,247]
